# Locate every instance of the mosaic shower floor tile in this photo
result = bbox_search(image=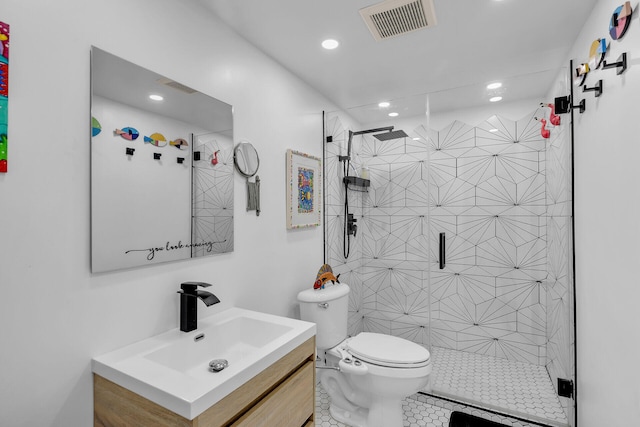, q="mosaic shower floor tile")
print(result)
[428,347,568,427]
